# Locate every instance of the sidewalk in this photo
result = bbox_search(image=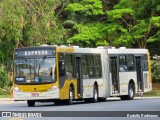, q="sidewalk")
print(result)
[0,98,12,101]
